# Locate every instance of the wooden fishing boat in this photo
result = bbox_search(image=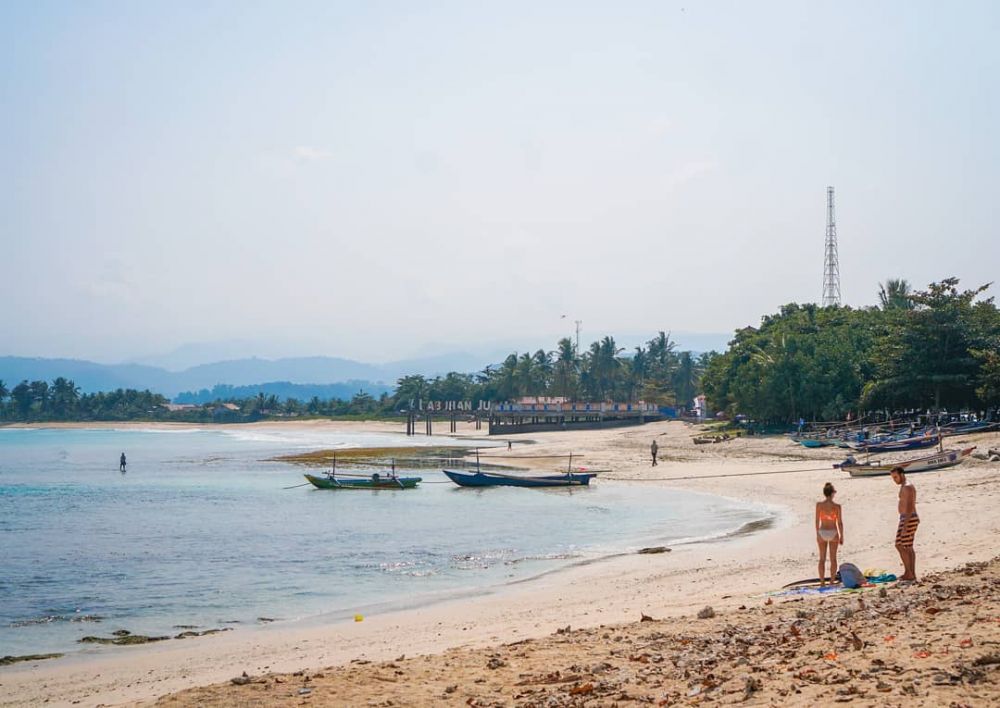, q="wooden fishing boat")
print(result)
[442,469,597,488]
[941,421,1000,436]
[852,434,941,453]
[841,447,975,478]
[304,473,422,490]
[797,438,830,448]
